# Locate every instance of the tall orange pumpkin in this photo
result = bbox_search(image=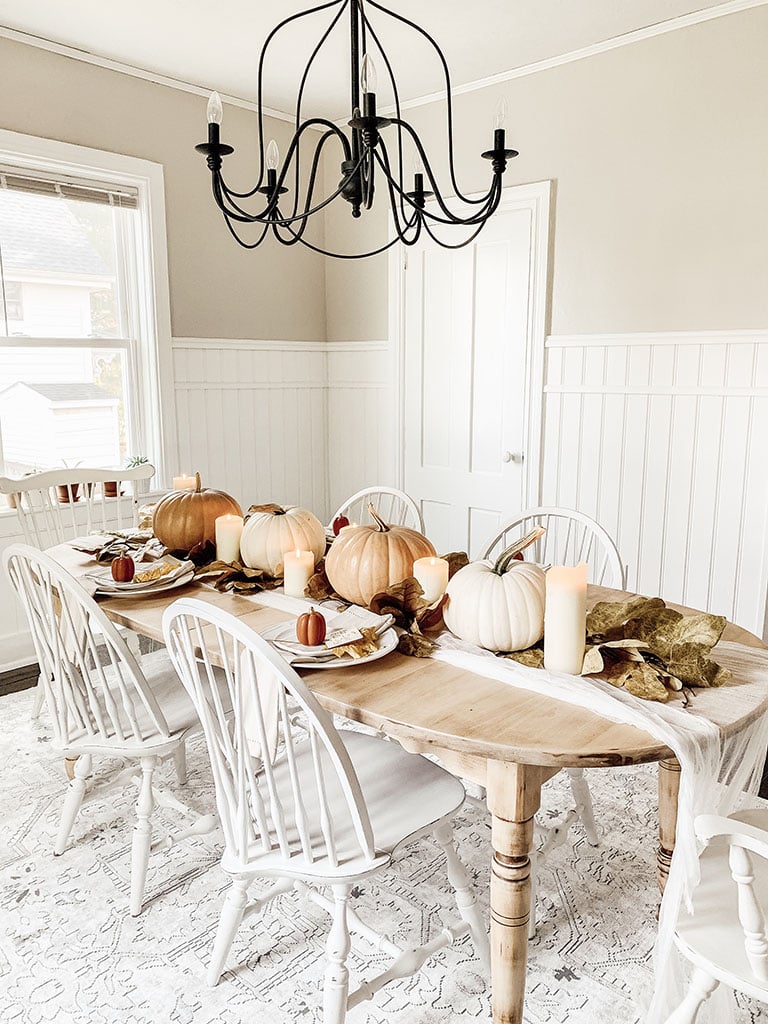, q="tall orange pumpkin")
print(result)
[152,472,242,552]
[325,503,436,606]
